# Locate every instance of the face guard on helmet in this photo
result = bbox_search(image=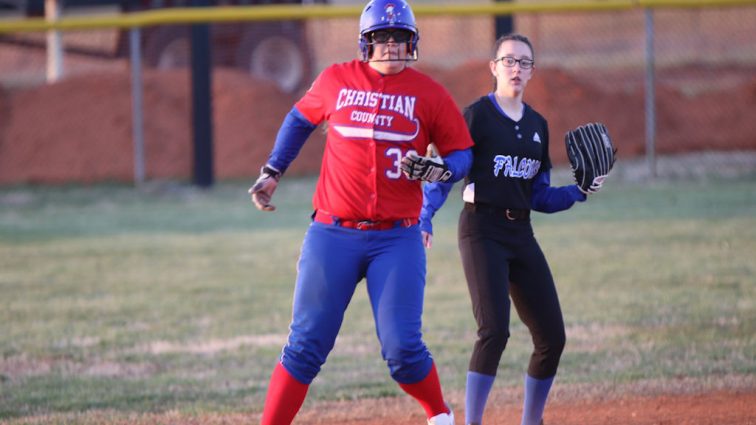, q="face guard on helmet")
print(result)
[359,0,419,62]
